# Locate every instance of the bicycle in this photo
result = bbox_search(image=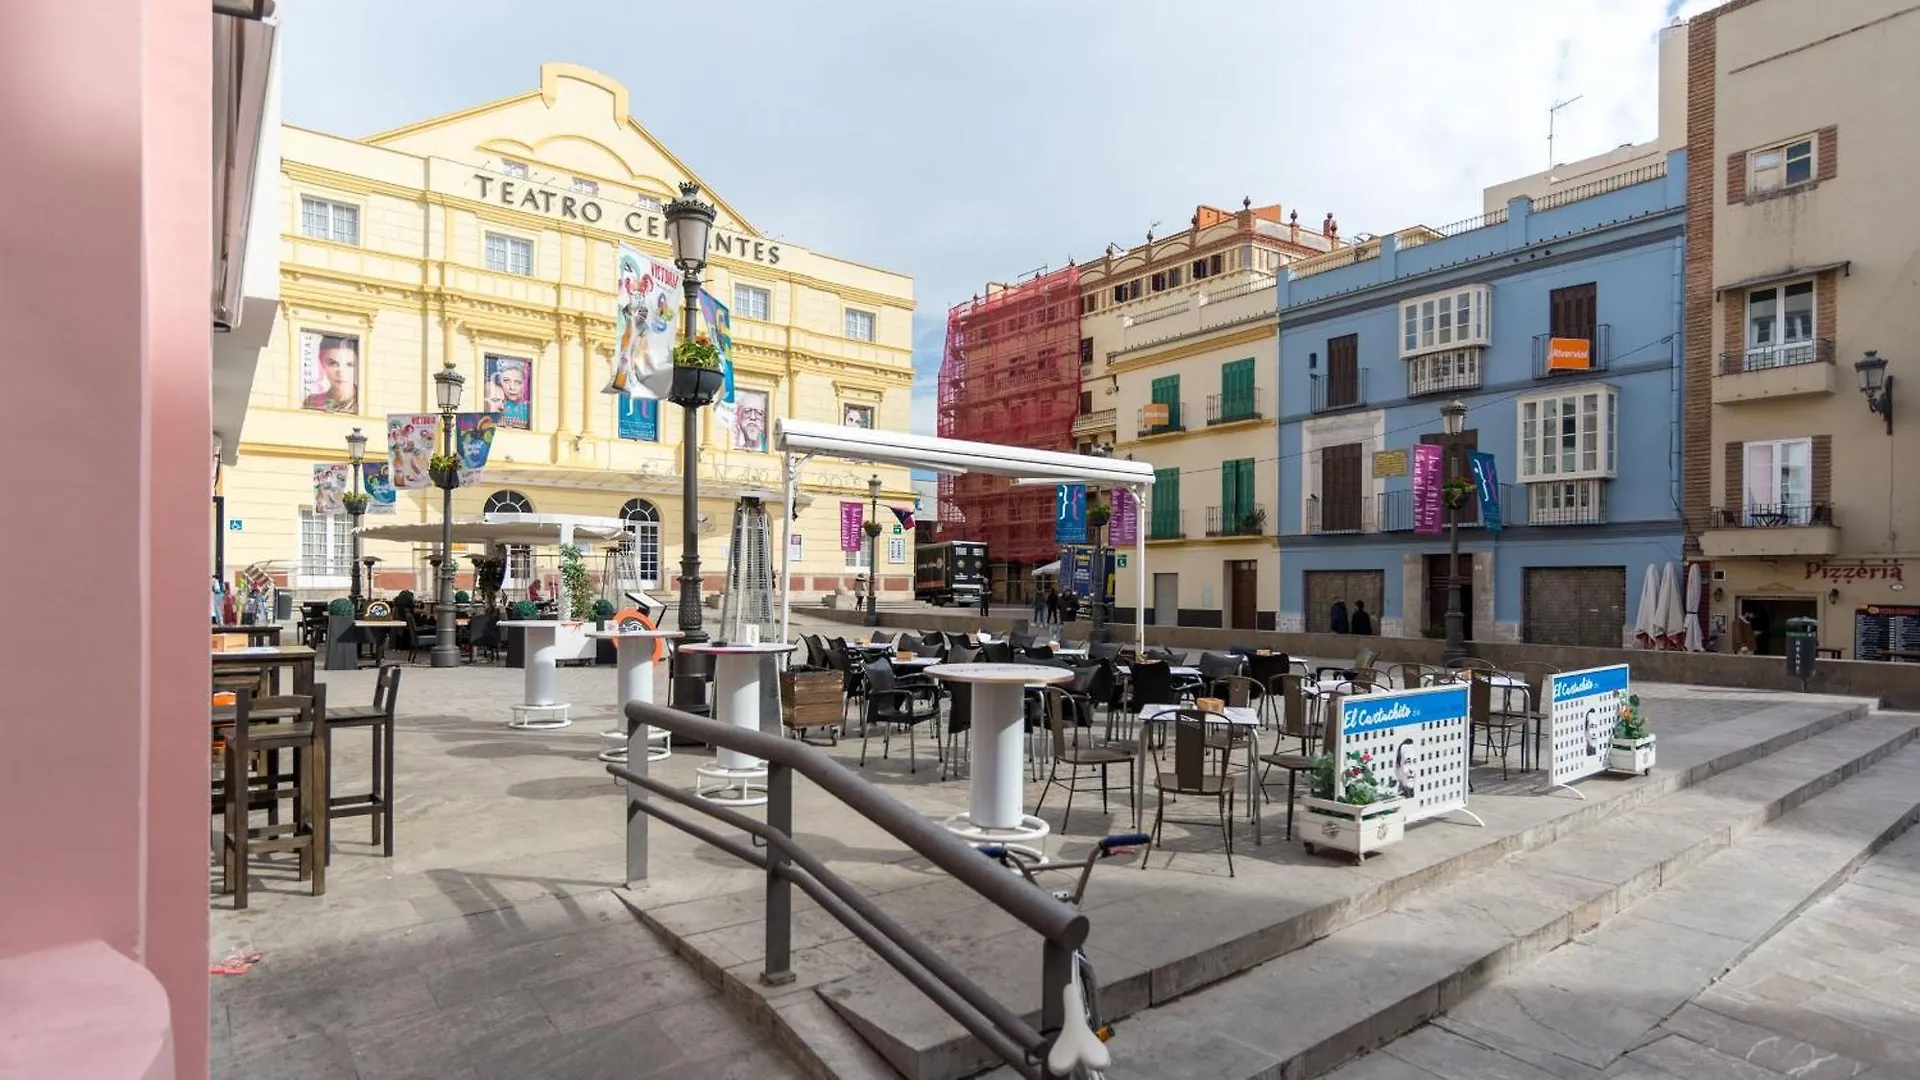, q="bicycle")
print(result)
[978,832,1149,1079]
